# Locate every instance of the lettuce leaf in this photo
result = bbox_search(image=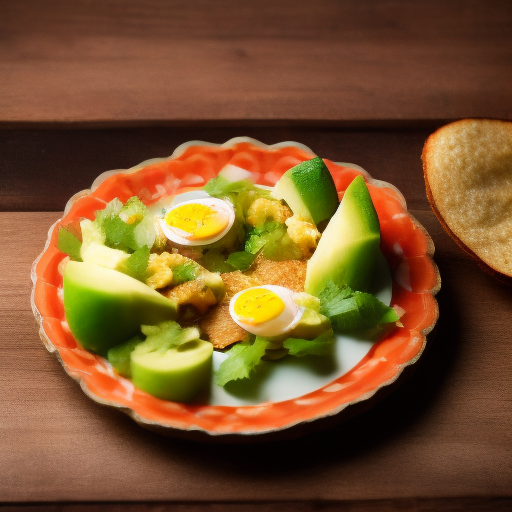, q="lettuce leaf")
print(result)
[283,331,335,357]
[57,226,82,261]
[215,328,335,386]
[319,281,399,332]
[244,221,302,260]
[214,337,270,386]
[94,197,154,253]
